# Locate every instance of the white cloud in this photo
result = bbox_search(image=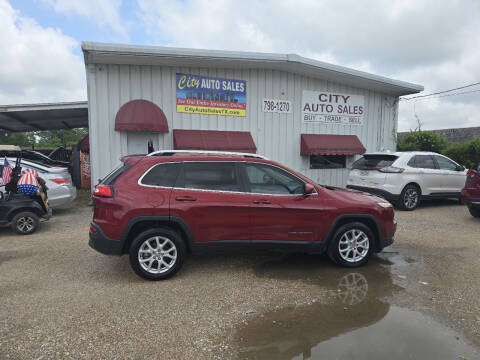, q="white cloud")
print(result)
[40,0,128,39]
[137,0,480,132]
[0,0,86,104]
